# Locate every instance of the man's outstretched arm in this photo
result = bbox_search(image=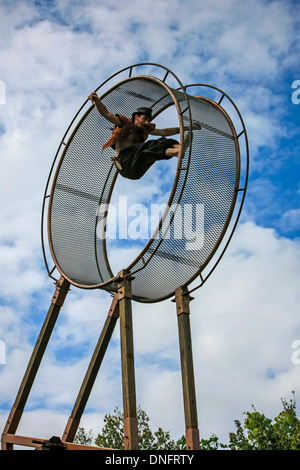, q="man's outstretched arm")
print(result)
[88,92,122,127]
[150,127,180,137]
[150,123,201,137]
